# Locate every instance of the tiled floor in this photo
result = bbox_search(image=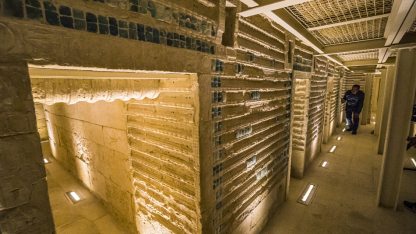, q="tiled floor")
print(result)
[262,125,416,234]
[45,155,127,234]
